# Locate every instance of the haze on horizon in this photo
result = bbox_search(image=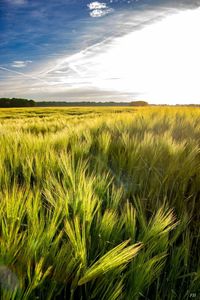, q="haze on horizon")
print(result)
[0,0,200,104]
